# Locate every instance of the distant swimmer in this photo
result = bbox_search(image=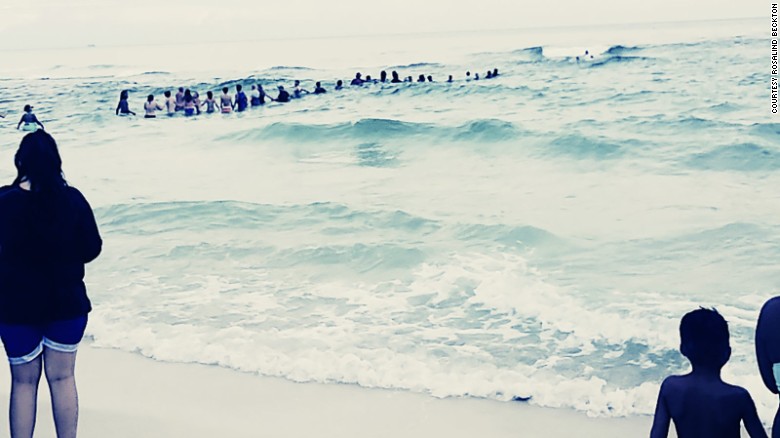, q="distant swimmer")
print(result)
[275,86,291,103]
[417,74,426,83]
[380,71,388,83]
[235,84,248,112]
[293,80,310,98]
[202,91,218,113]
[183,89,196,116]
[313,82,327,94]
[250,85,261,106]
[350,73,364,86]
[466,71,471,80]
[220,87,233,113]
[16,105,44,132]
[257,85,270,104]
[335,80,343,90]
[474,73,480,80]
[493,68,499,77]
[175,87,185,111]
[391,71,402,83]
[143,94,164,118]
[164,90,176,116]
[486,70,493,79]
[192,91,201,115]
[427,75,433,82]
[115,90,136,116]
[447,75,453,83]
